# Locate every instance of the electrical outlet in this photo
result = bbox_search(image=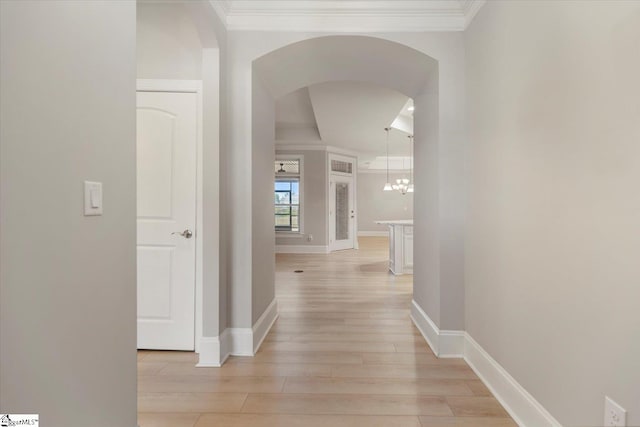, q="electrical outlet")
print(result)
[605,396,626,426]
[307,234,313,242]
